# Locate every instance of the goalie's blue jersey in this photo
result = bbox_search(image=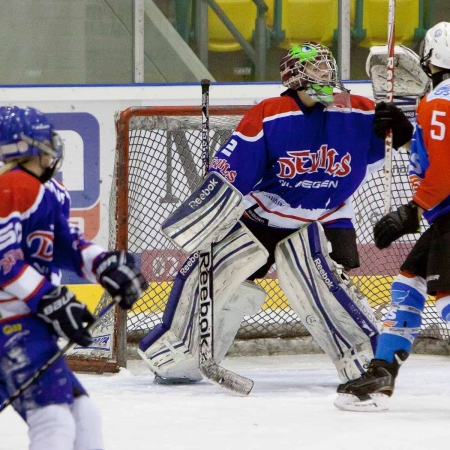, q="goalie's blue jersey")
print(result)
[0,166,104,323]
[210,89,385,229]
